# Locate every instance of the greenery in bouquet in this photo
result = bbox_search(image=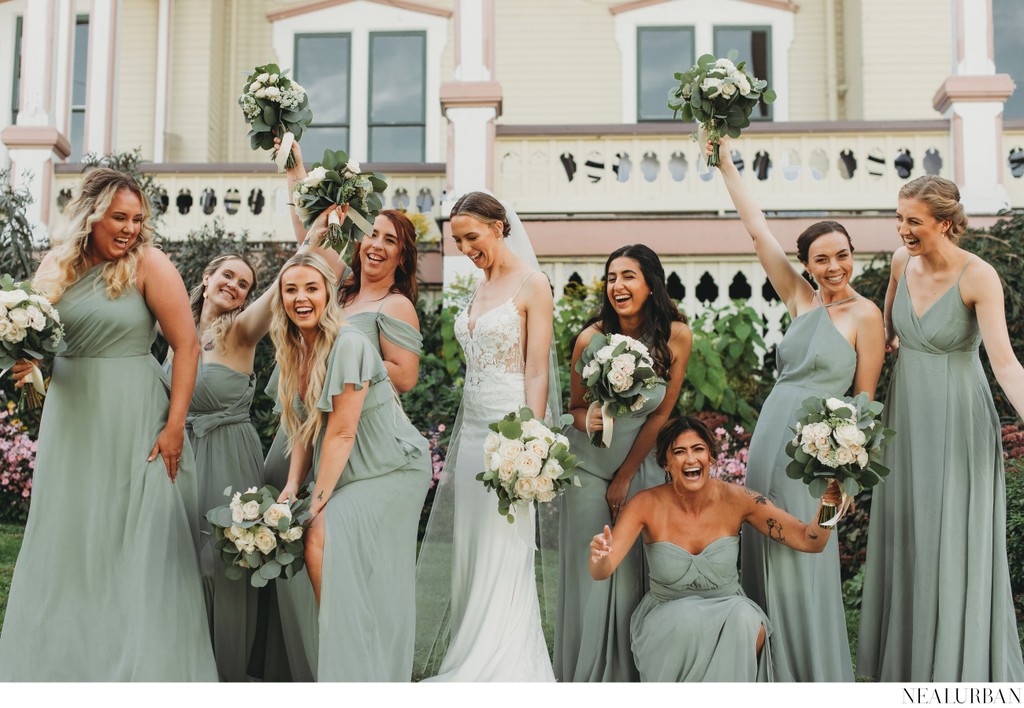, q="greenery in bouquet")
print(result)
[291,149,387,259]
[576,332,665,447]
[668,50,777,167]
[206,484,312,588]
[238,63,313,171]
[0,275,66,410]
[784,392,895,526]
[476,408,580,523]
